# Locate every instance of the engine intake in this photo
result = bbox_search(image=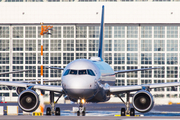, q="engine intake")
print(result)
[132,90,154,113]
[18,89,39,112]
